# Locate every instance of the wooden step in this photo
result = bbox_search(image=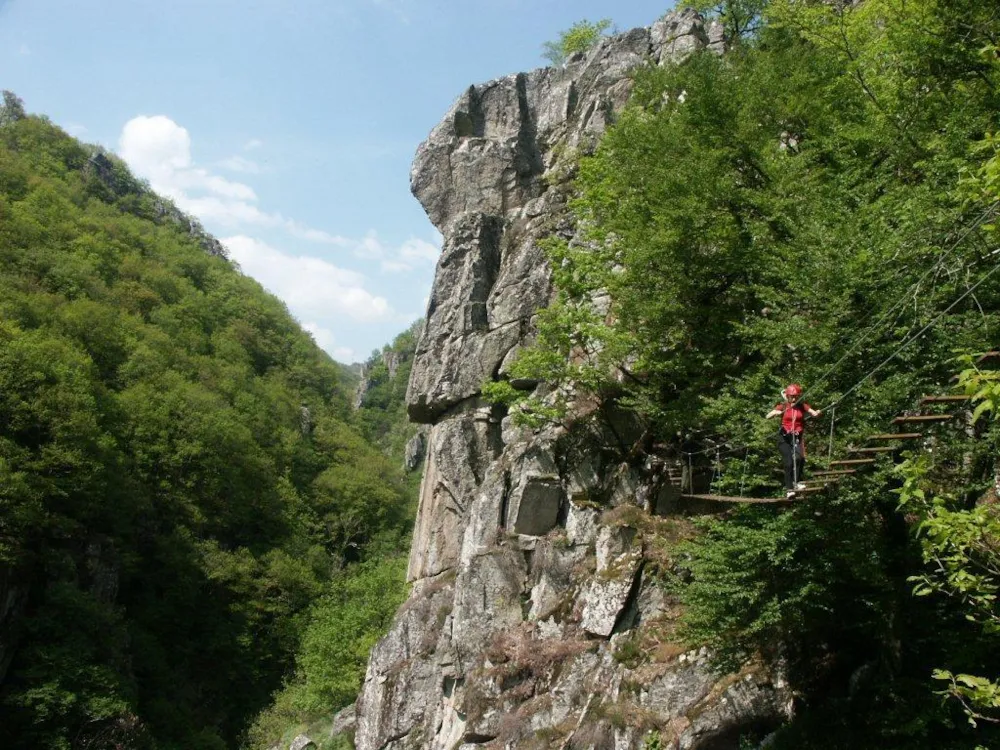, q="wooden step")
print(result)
[920,395,970,405]
[892,414,954,424]
[813,469,857,476]
[868,433,923,440]
[803,478,840,485]
[829,459,877,466]
[850,446,896,454]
